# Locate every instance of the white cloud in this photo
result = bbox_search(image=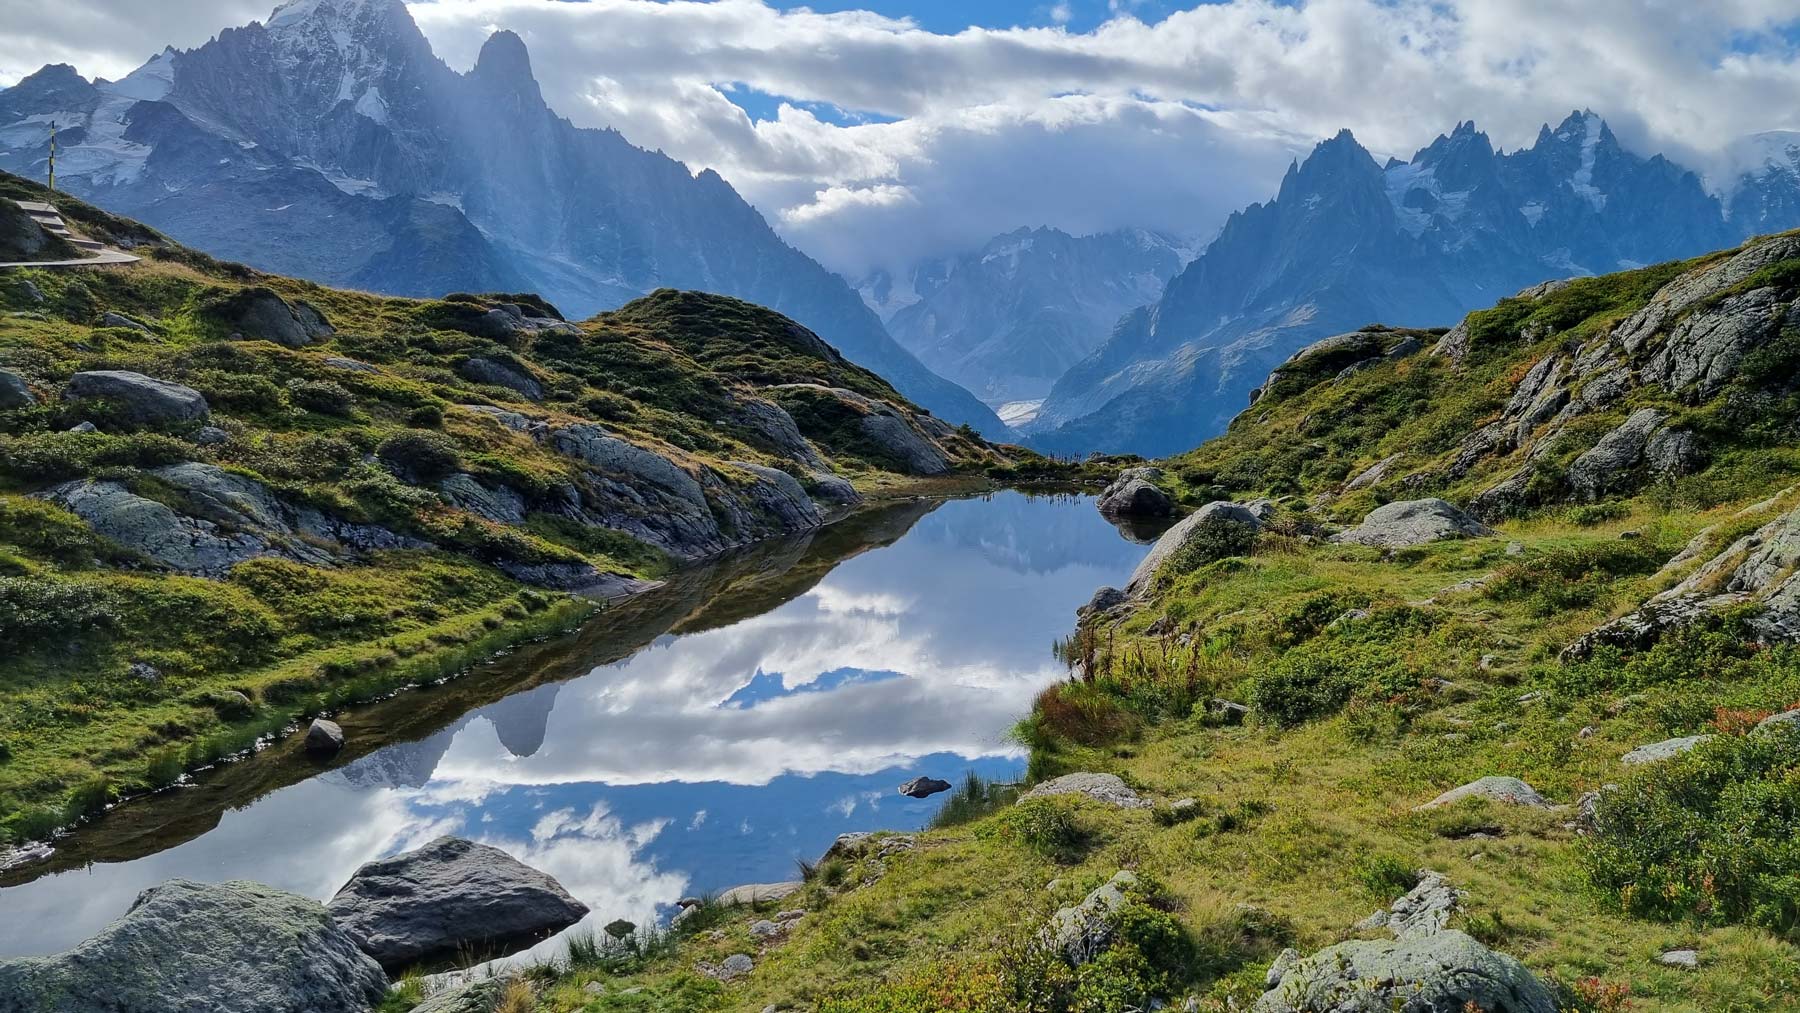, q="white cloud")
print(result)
[9,1,1800,272]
